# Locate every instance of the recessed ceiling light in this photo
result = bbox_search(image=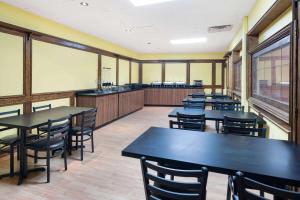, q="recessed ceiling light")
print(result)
[170,37,207,45]
[130,0,176,7]
[80,2,89,6]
